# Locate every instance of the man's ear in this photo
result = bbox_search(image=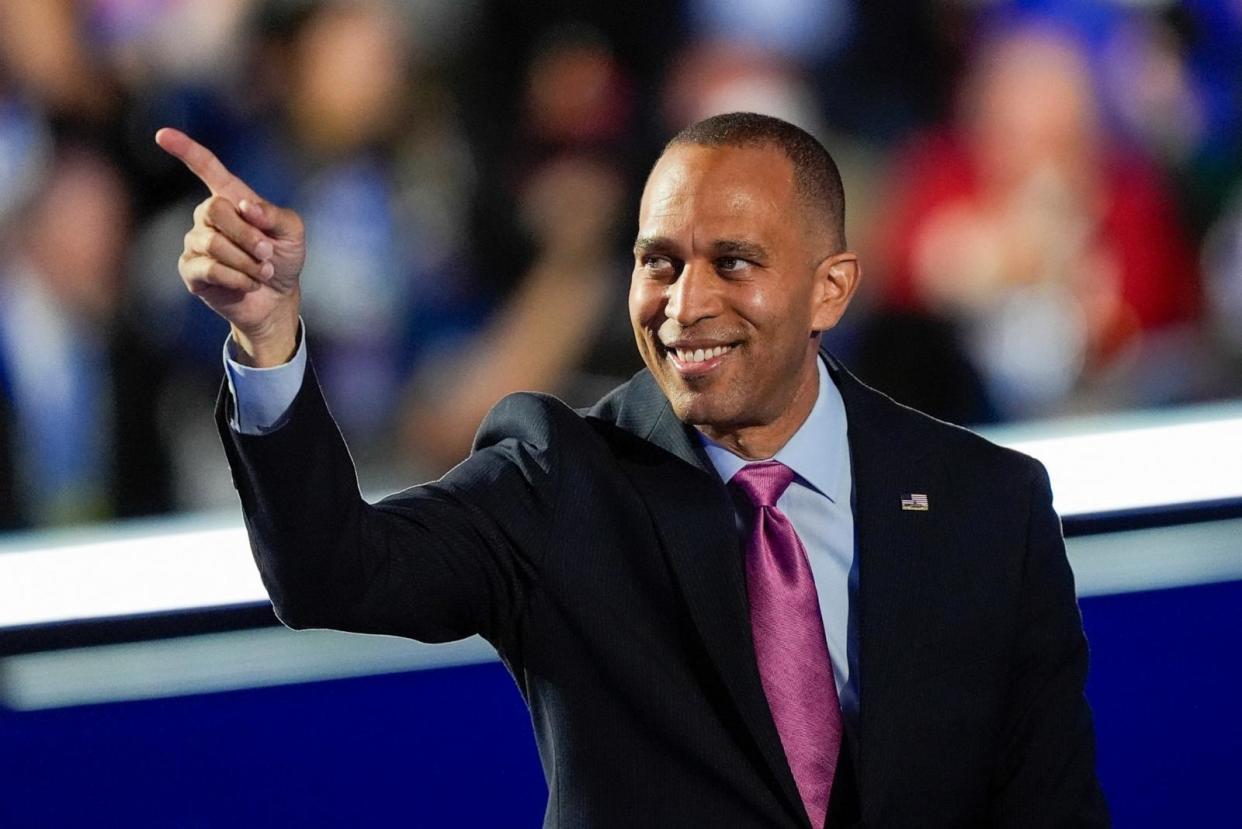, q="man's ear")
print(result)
[811,251,861,333]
